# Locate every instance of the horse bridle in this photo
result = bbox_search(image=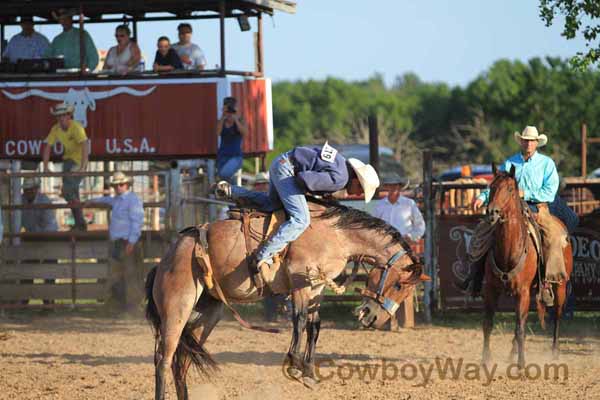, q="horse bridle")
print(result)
[356,248,410,316]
